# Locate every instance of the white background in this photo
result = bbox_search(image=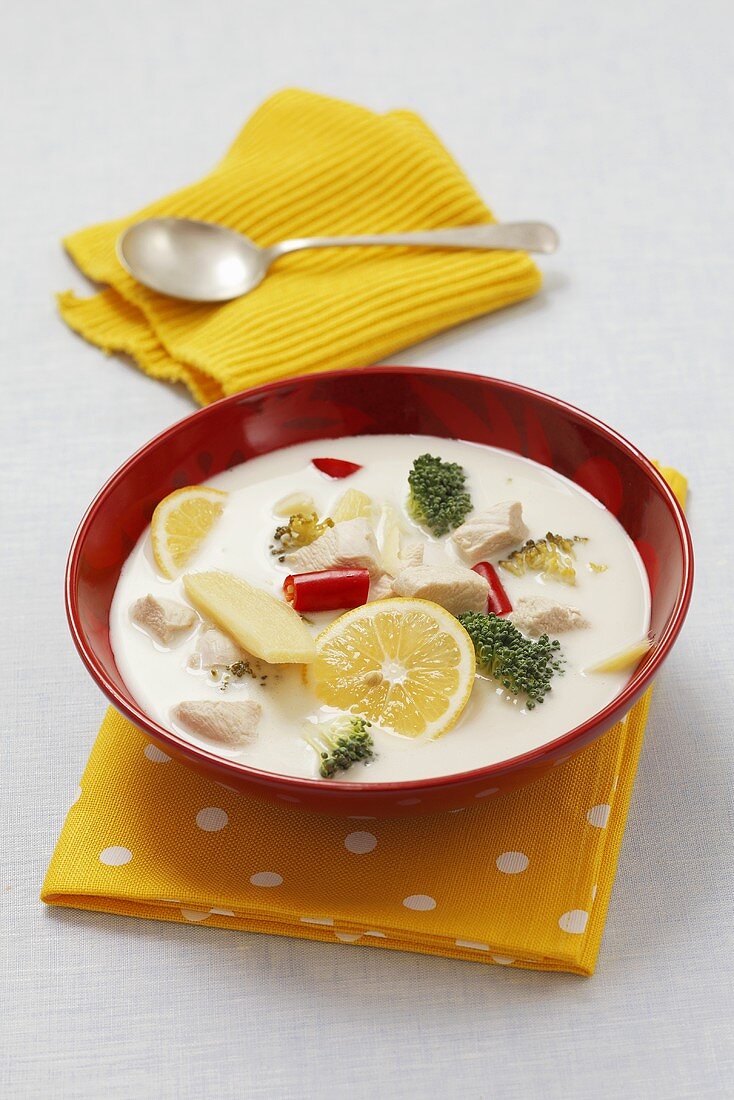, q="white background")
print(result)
[2,1,733,1097]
